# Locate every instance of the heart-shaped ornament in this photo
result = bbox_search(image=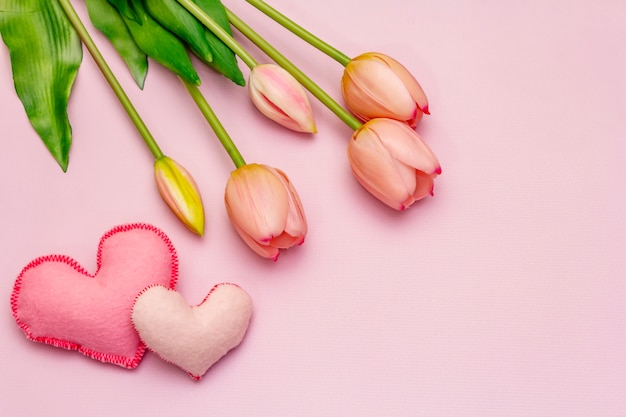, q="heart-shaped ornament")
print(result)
[11,224,178,368]
[131,284,253,380]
